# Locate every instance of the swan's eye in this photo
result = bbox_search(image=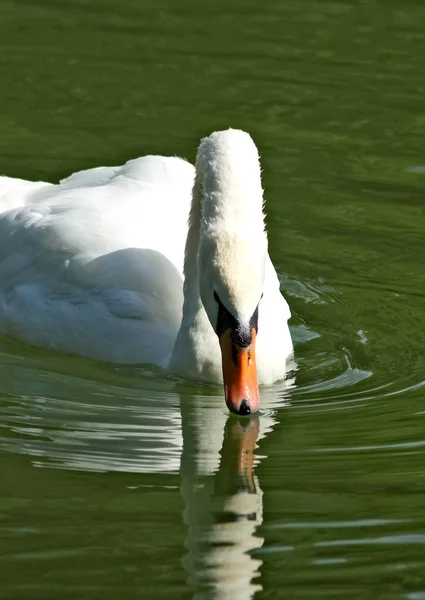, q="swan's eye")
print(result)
[214,291,258,348]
